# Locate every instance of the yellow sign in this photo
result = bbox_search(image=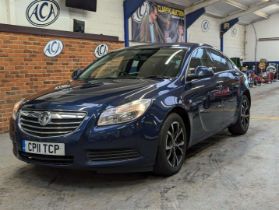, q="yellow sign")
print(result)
[157,5,185,17]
